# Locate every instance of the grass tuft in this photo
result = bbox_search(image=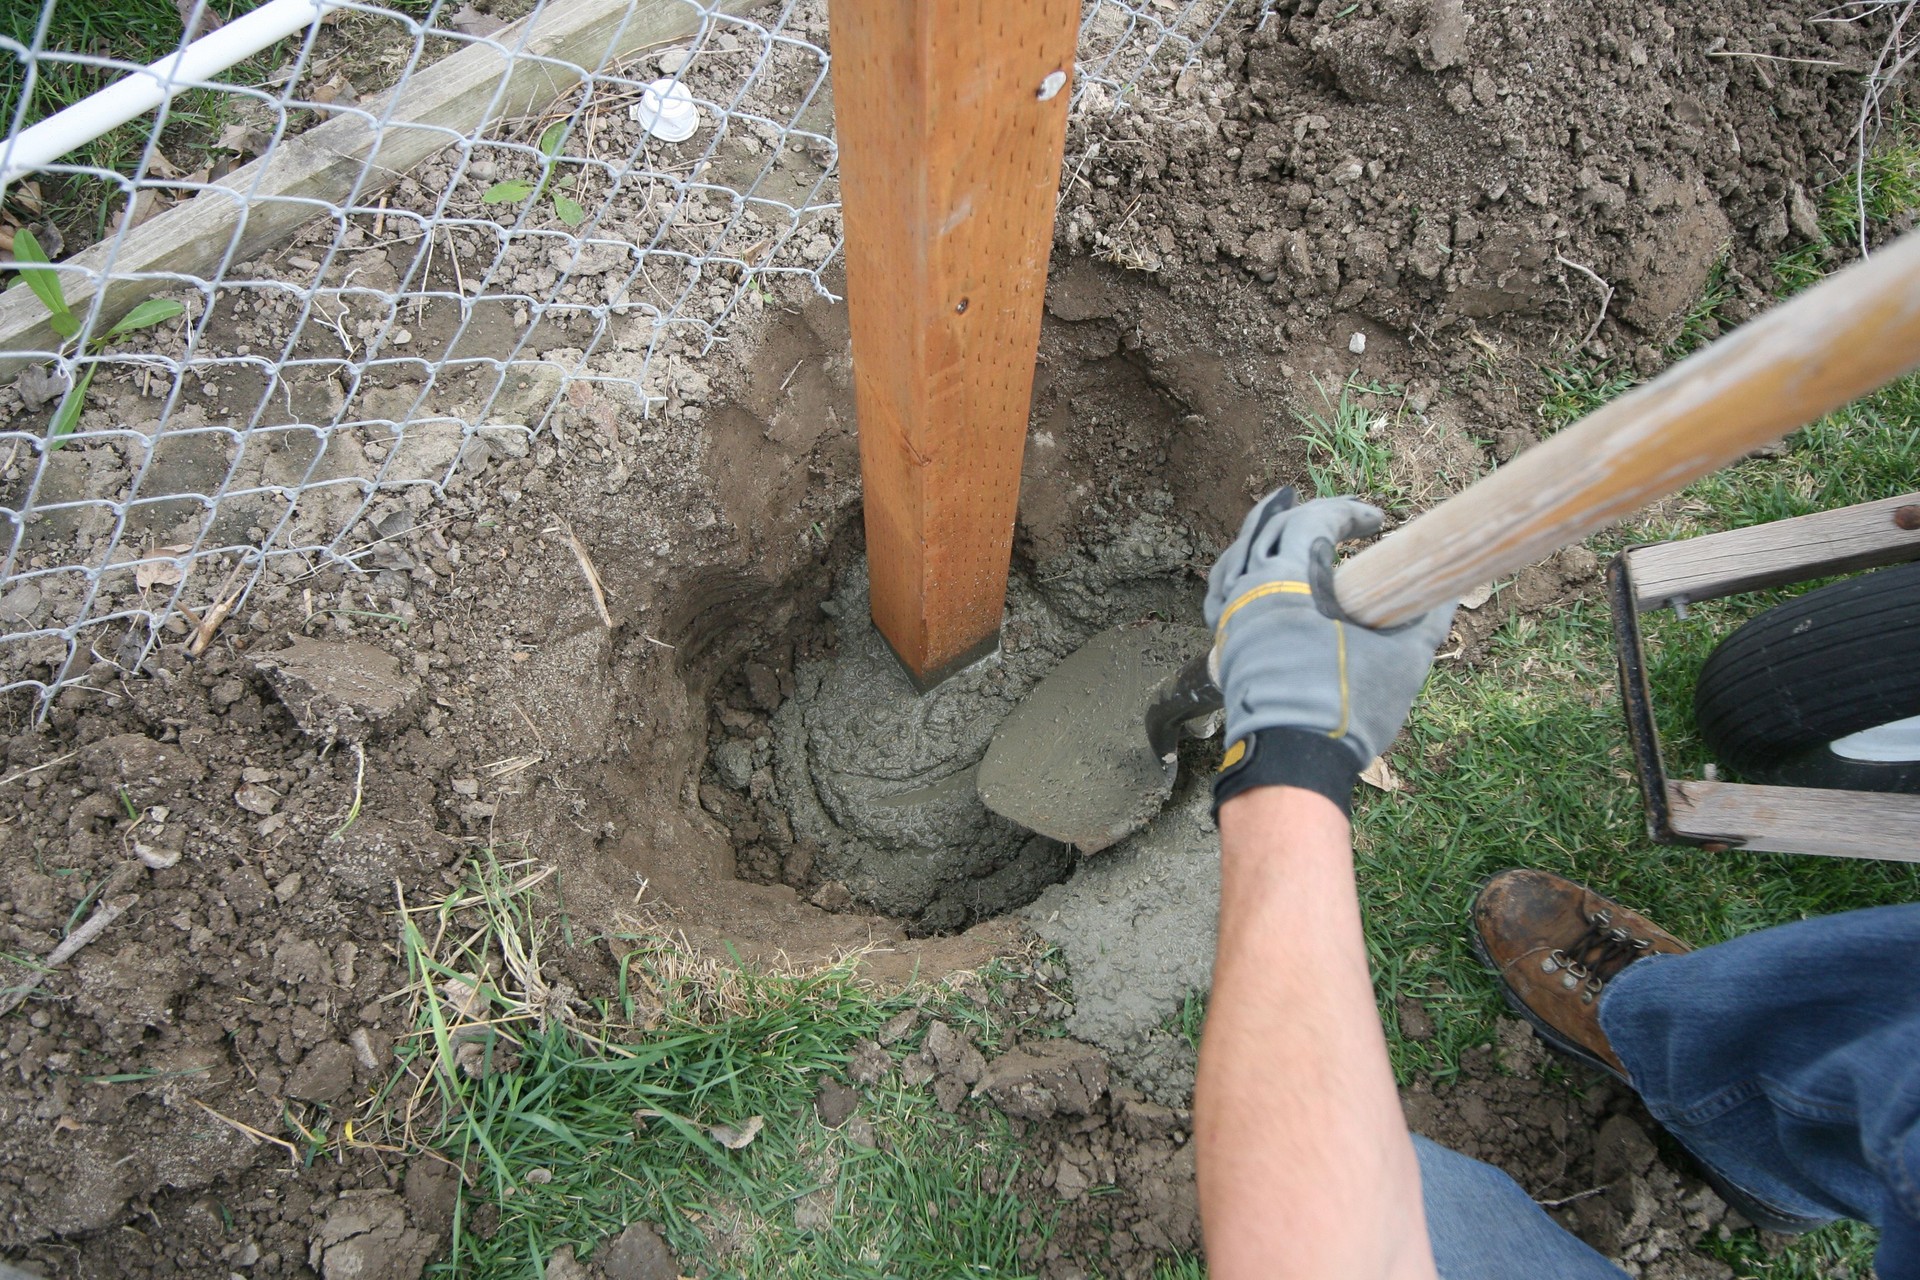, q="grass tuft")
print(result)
[1,0,249,202]
[359,851,1049,1279]
[1536,359,1637,433]
[1292,372,1401,503]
